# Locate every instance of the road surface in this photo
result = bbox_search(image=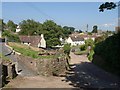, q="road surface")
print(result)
[4,52,120,89]
[0,42,37,77]
[65,52,120,89]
